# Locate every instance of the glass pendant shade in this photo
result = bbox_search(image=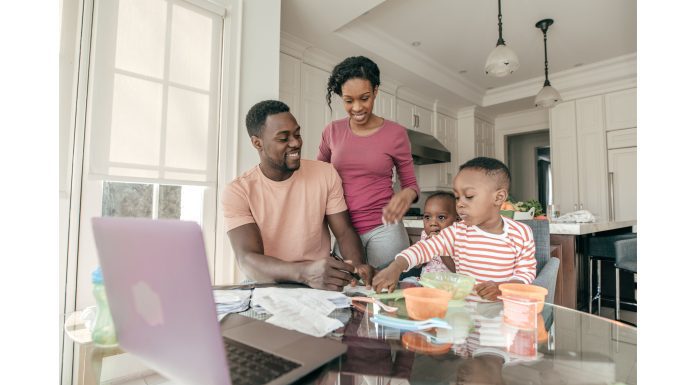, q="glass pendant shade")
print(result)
[485,43,520,77]
[534,84,562,108]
